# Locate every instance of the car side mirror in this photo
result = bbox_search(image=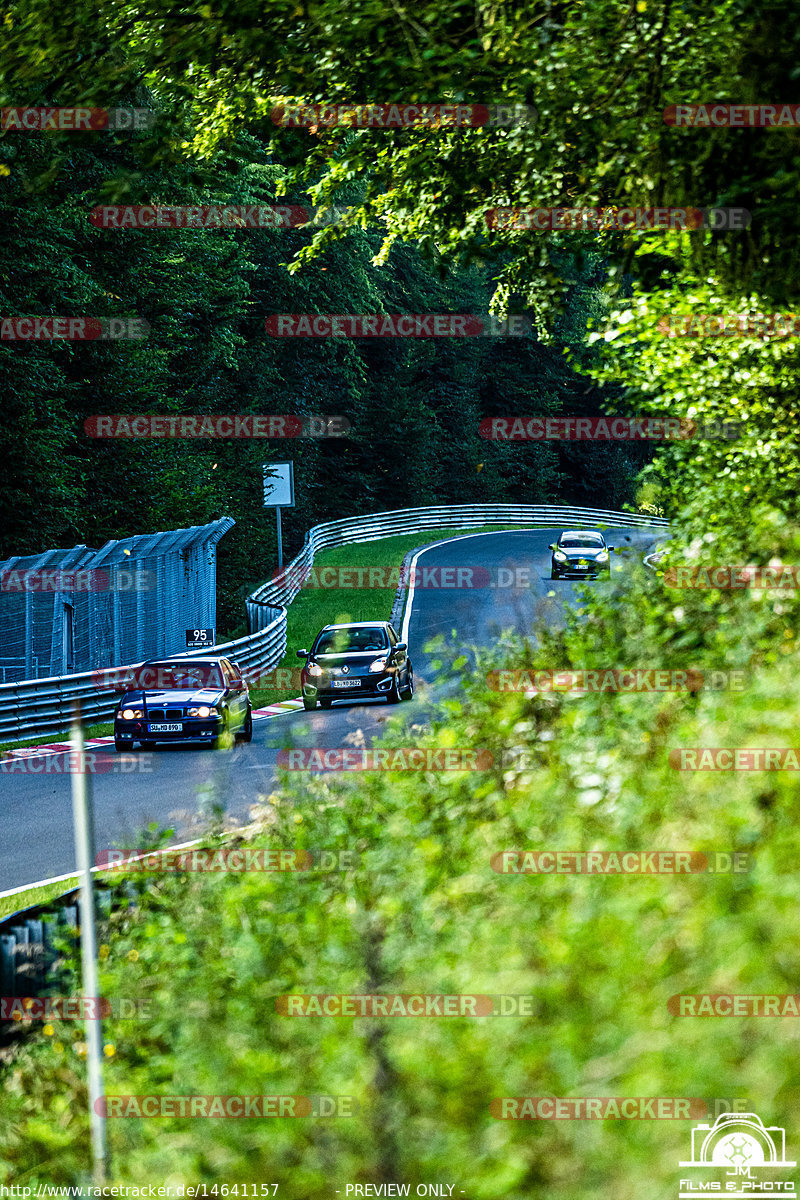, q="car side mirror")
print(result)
[394,642,407,653]
[548,543,556,551]
[607,546,615,552]
[297,649,309,659]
